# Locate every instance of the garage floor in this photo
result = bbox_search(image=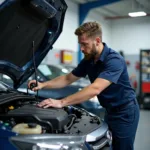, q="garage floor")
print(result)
[135,110,150,150]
